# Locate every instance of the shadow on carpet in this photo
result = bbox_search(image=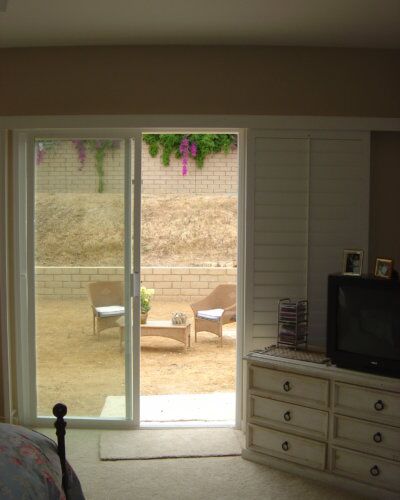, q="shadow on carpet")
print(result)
[100,428,243,460]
